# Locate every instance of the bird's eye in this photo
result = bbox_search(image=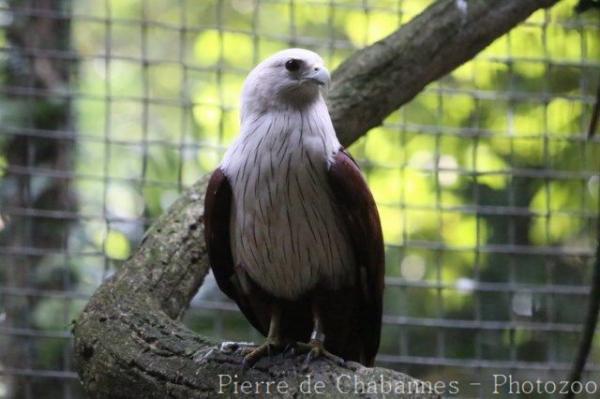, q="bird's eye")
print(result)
[285,59,301,72]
